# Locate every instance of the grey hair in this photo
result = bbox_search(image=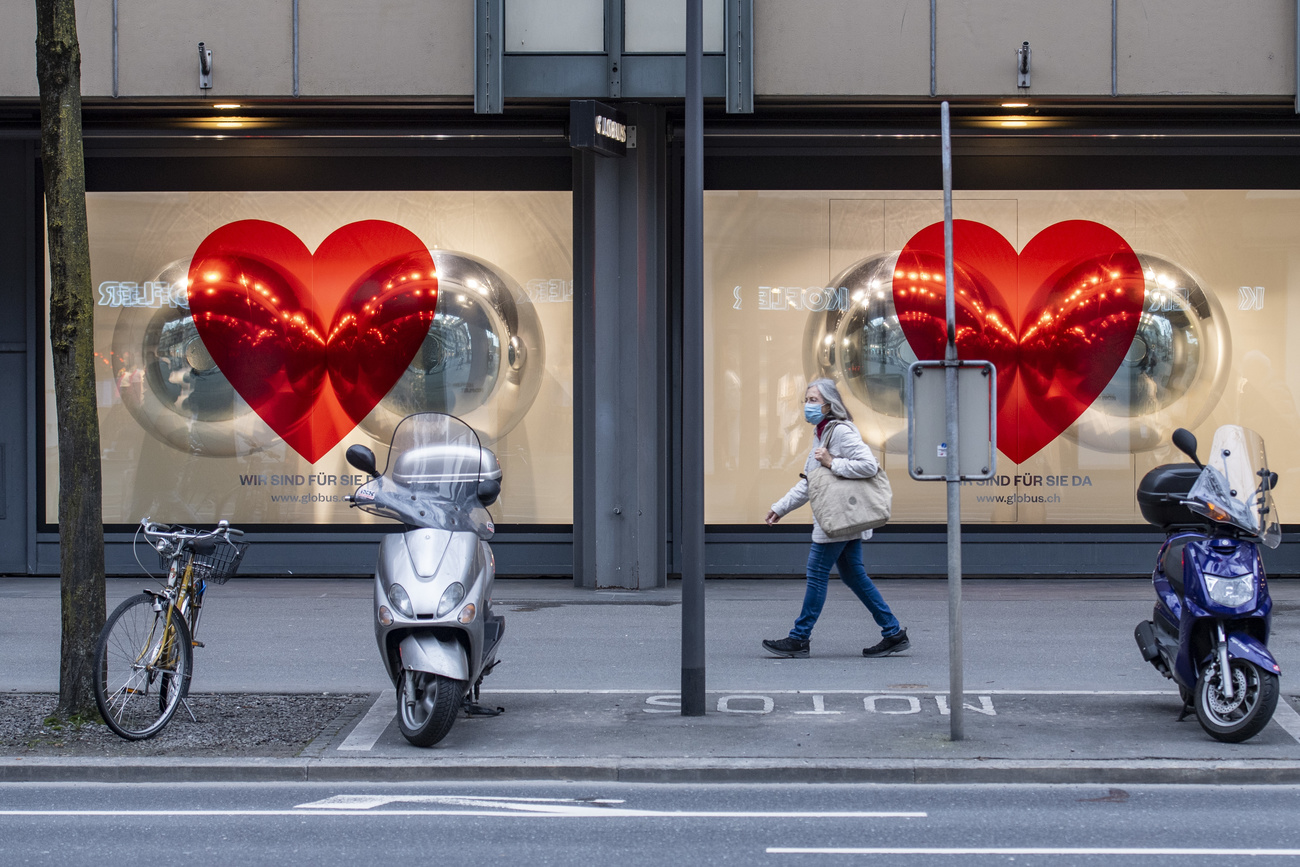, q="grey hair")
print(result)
[807,377,853,422]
